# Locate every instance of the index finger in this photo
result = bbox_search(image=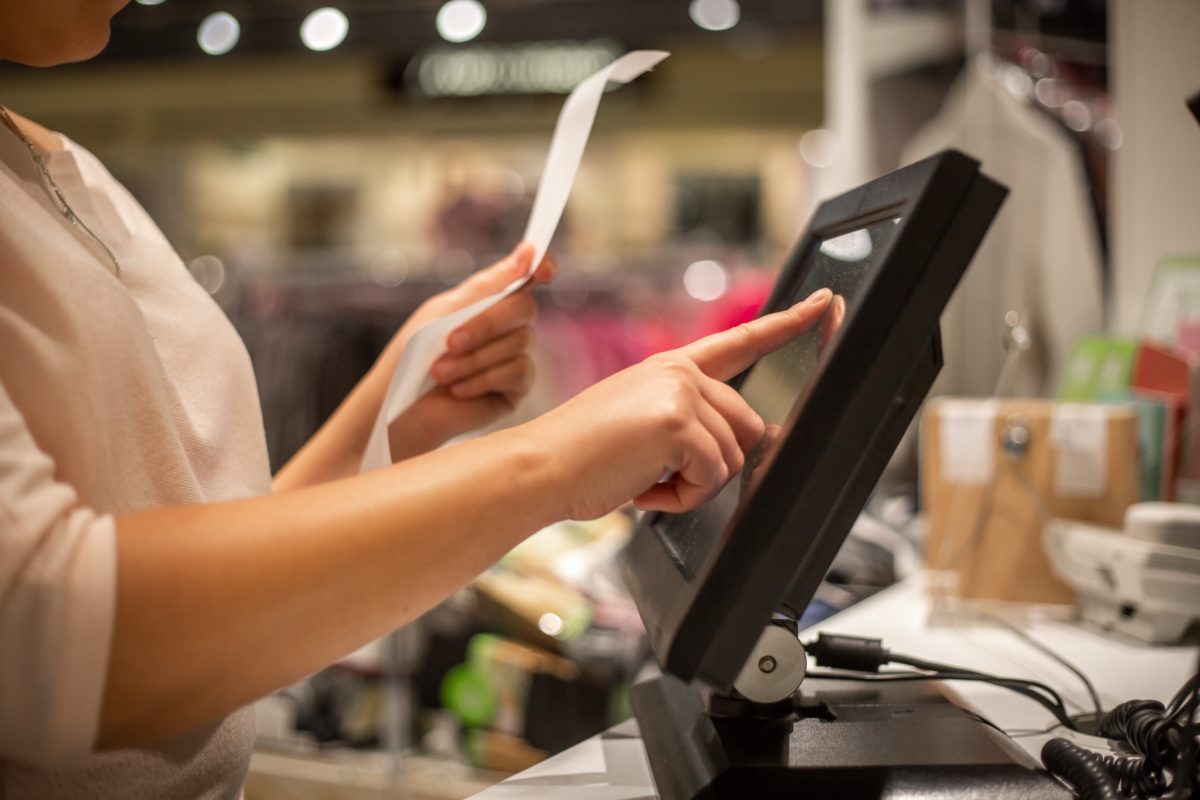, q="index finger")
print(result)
[682,288,833,381]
